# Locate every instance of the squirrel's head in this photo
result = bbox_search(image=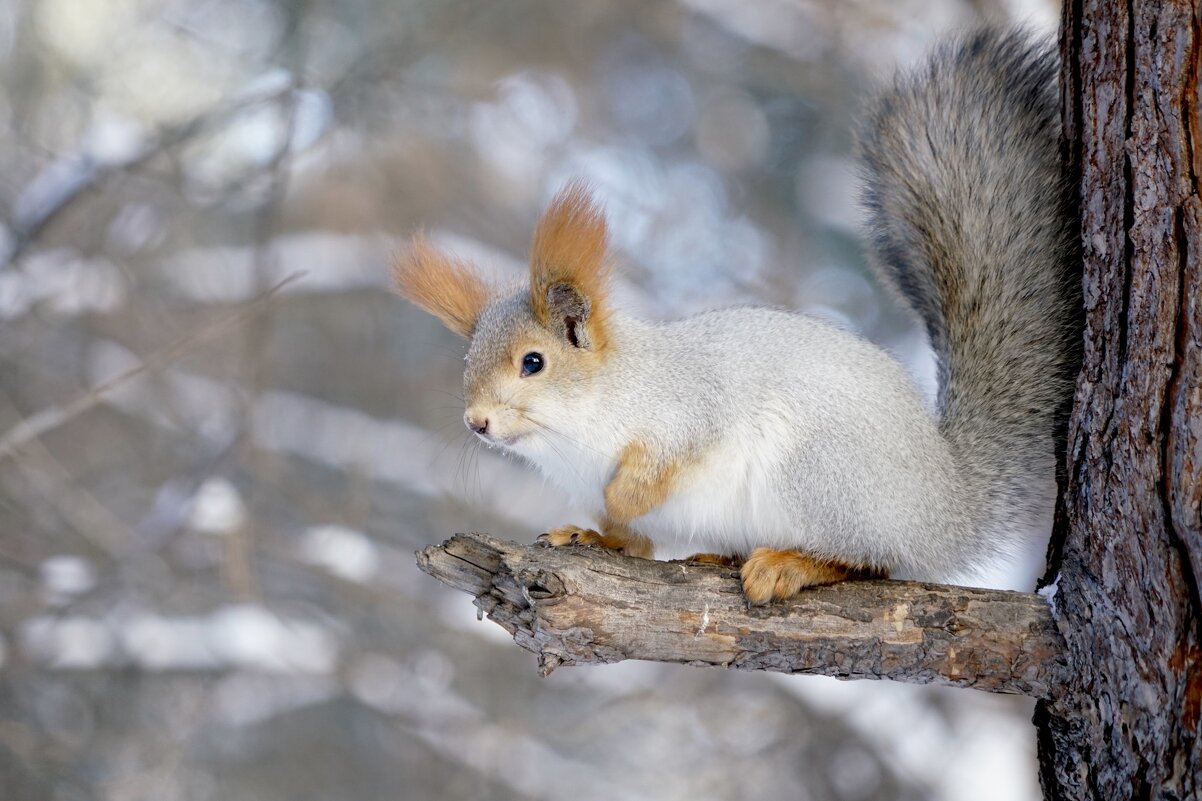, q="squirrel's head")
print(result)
[394,183,612,450]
